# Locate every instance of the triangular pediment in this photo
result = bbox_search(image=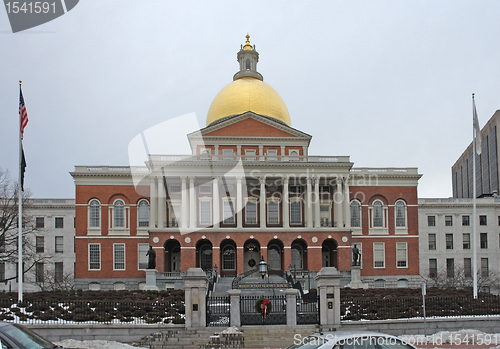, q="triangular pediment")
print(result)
[196,112,311,139]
